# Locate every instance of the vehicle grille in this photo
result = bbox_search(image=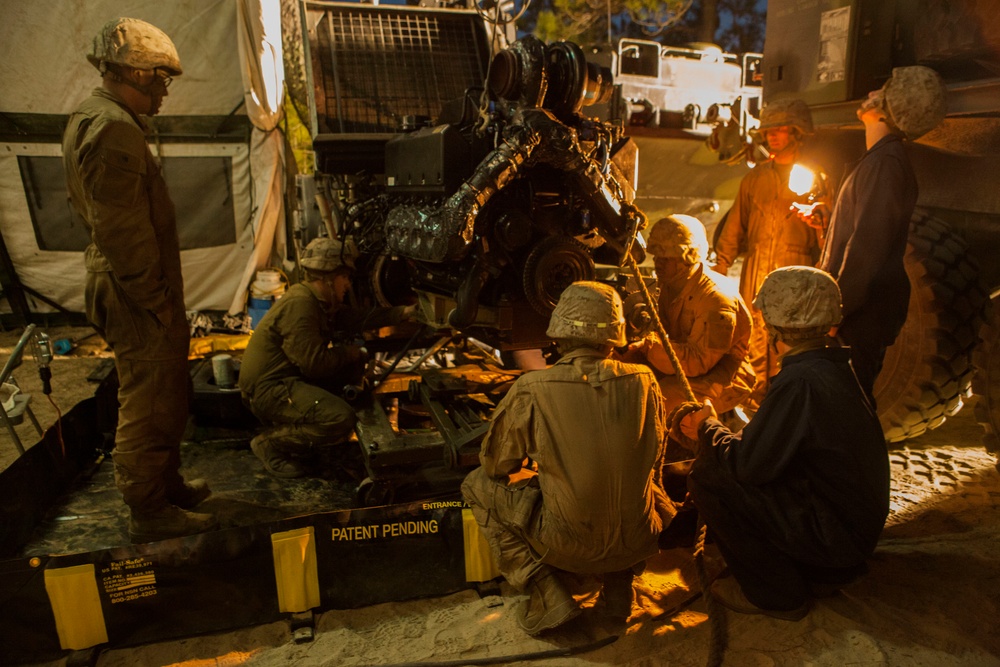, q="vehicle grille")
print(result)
[308,3,489,133]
